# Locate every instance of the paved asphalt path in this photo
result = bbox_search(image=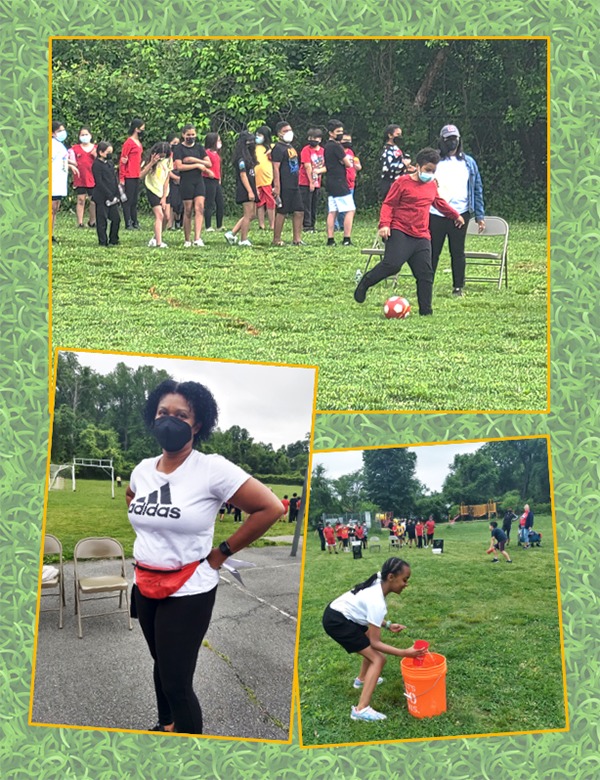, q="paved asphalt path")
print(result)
[31,541,302,740]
